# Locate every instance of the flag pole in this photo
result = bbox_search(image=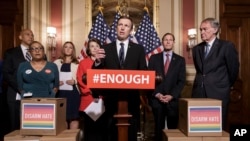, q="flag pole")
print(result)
[98,5,104,15]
